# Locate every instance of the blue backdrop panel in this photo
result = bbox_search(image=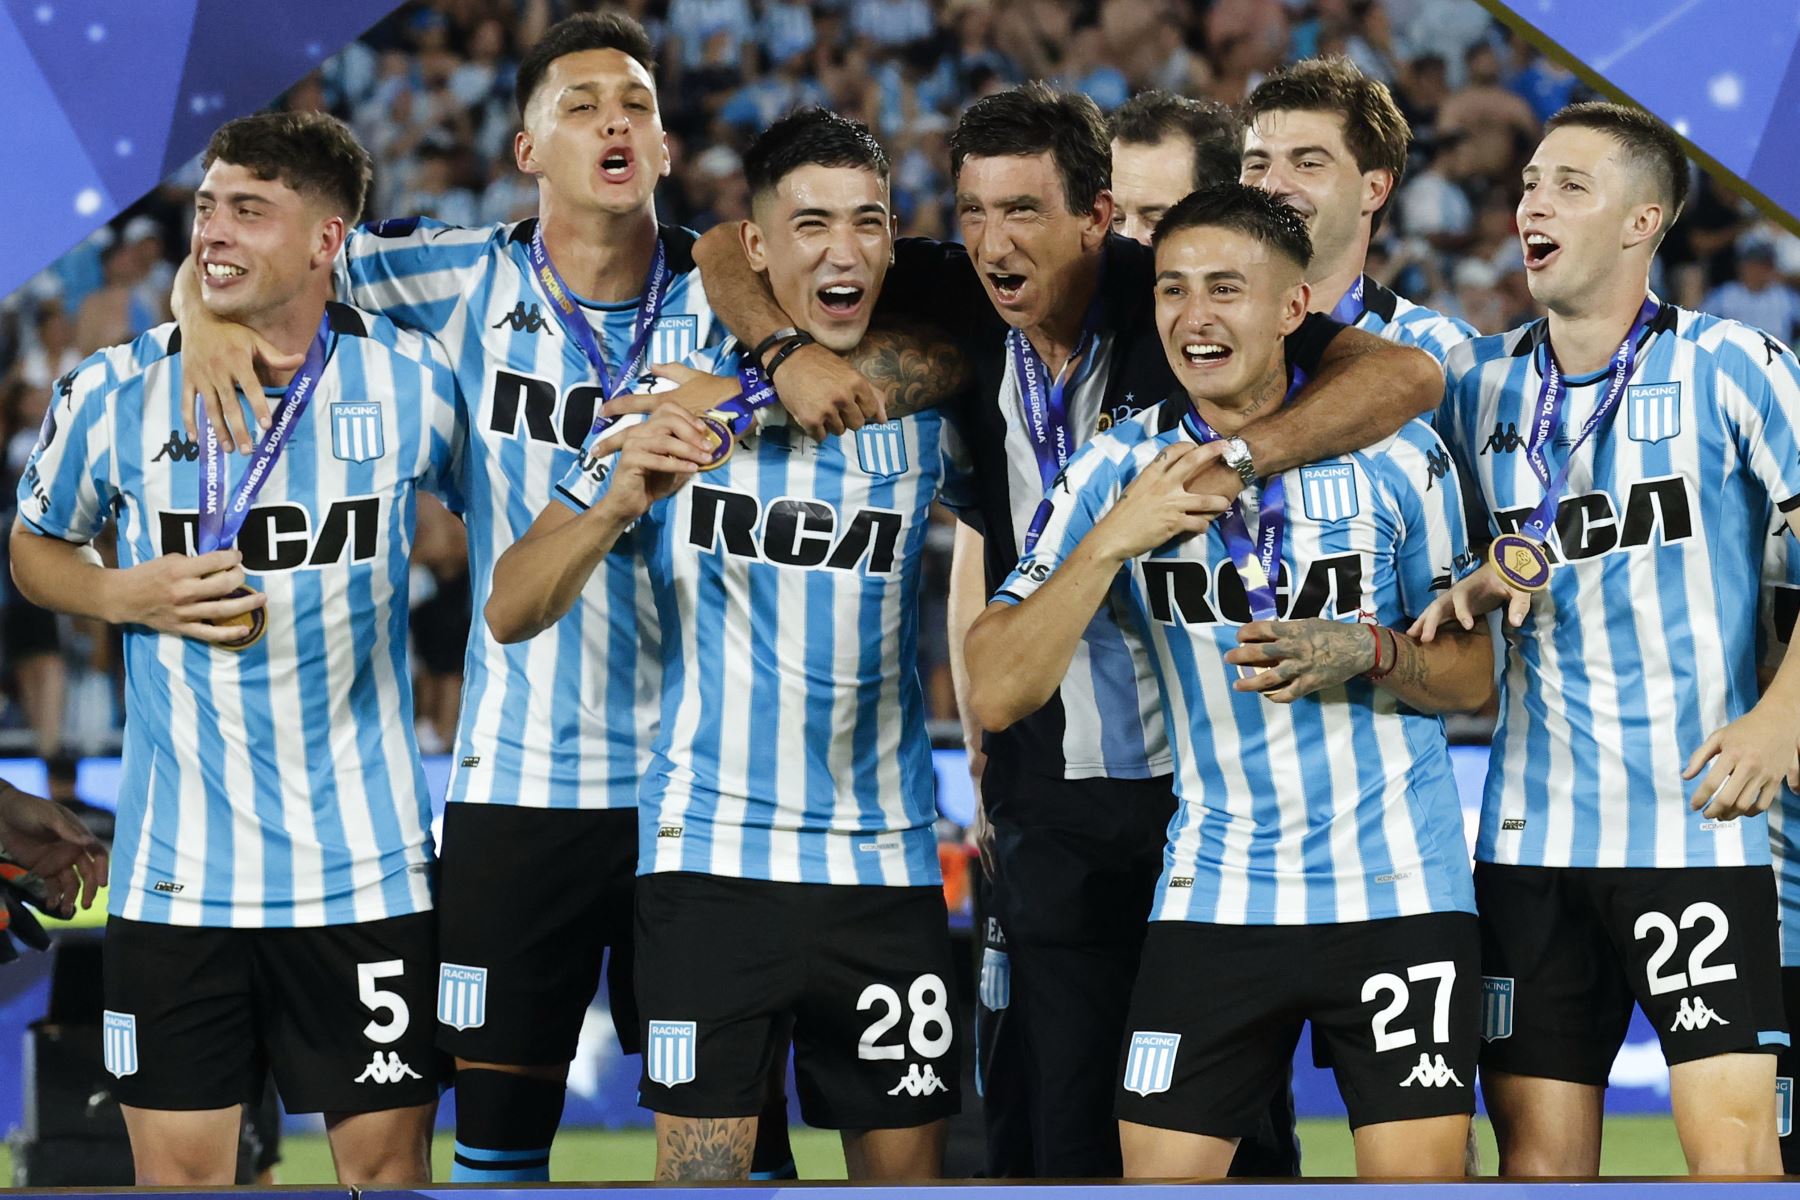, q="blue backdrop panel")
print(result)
[1501,0,1800,222]
[0,0,401,299]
